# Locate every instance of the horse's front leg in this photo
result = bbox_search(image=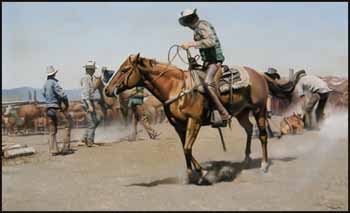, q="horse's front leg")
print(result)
[183,118,208,182]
